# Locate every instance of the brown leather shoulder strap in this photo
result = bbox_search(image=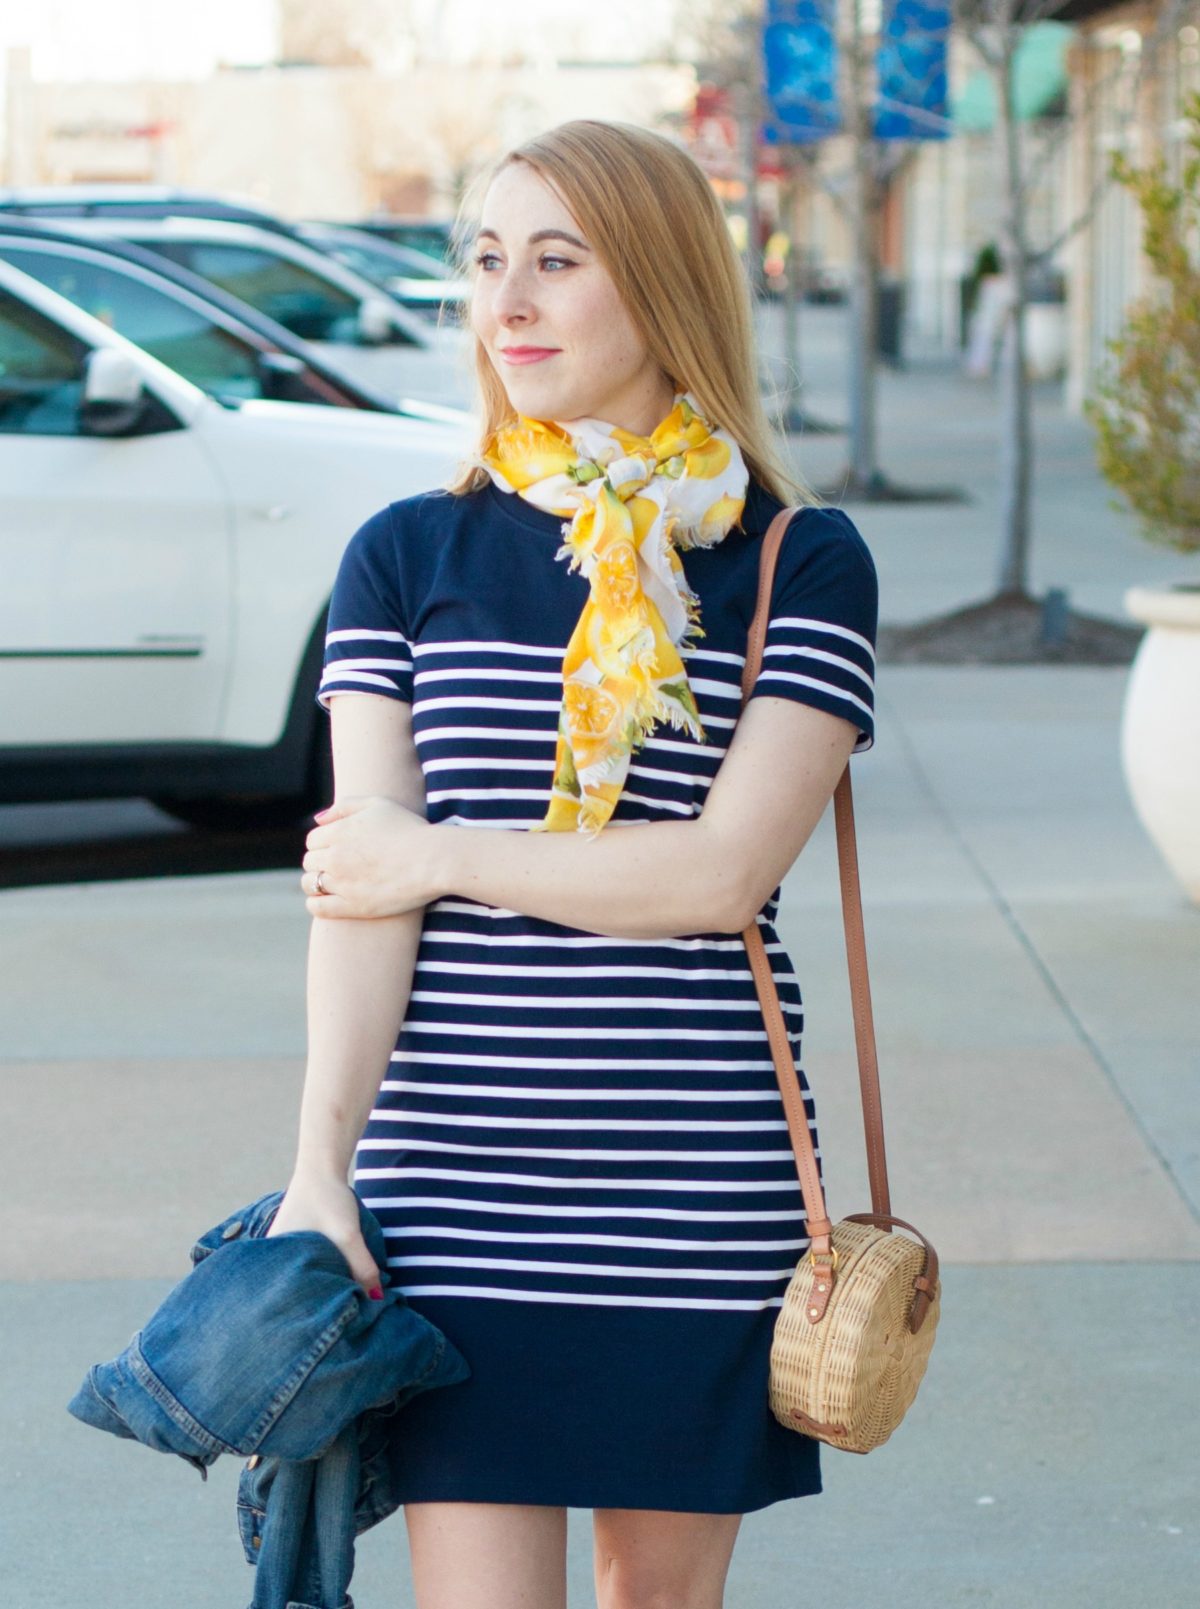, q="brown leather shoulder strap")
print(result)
[739,506,892,1251]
